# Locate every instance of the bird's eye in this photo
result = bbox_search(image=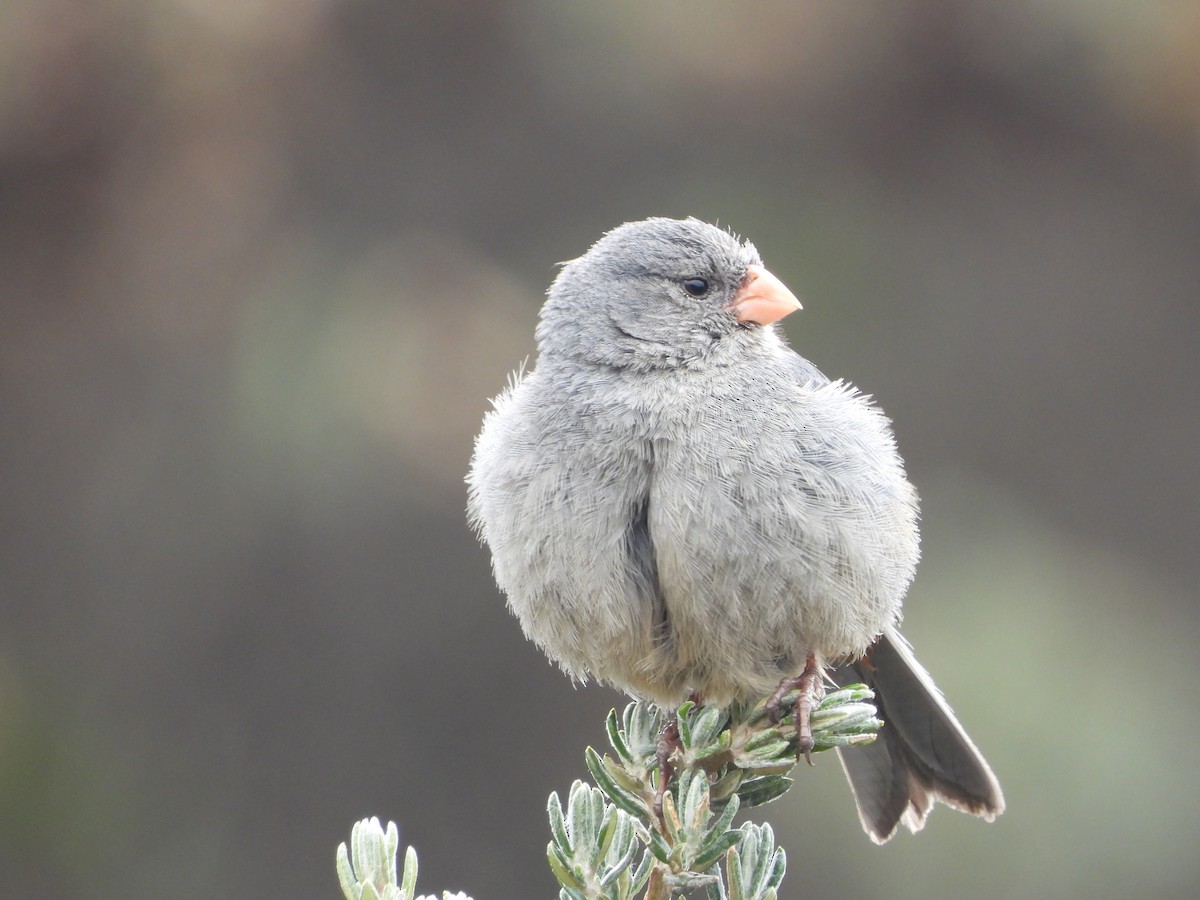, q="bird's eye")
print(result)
[682,277,710,297]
